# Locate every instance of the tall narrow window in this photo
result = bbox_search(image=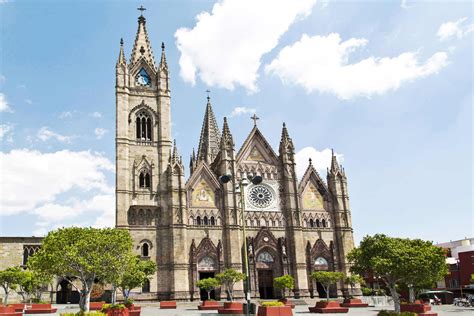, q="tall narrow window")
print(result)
[210,216,215,226]
[139,173,145,187]
[203,216,209,226]
[316,219,320,227]
[322,219,327,228]
[145,173,151,188]
[142,243,149,257]
[309,219,314,228]
[142,279,150,293]
[136,111,152,141]
[139,171,150,188]
[196,216,201,225]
